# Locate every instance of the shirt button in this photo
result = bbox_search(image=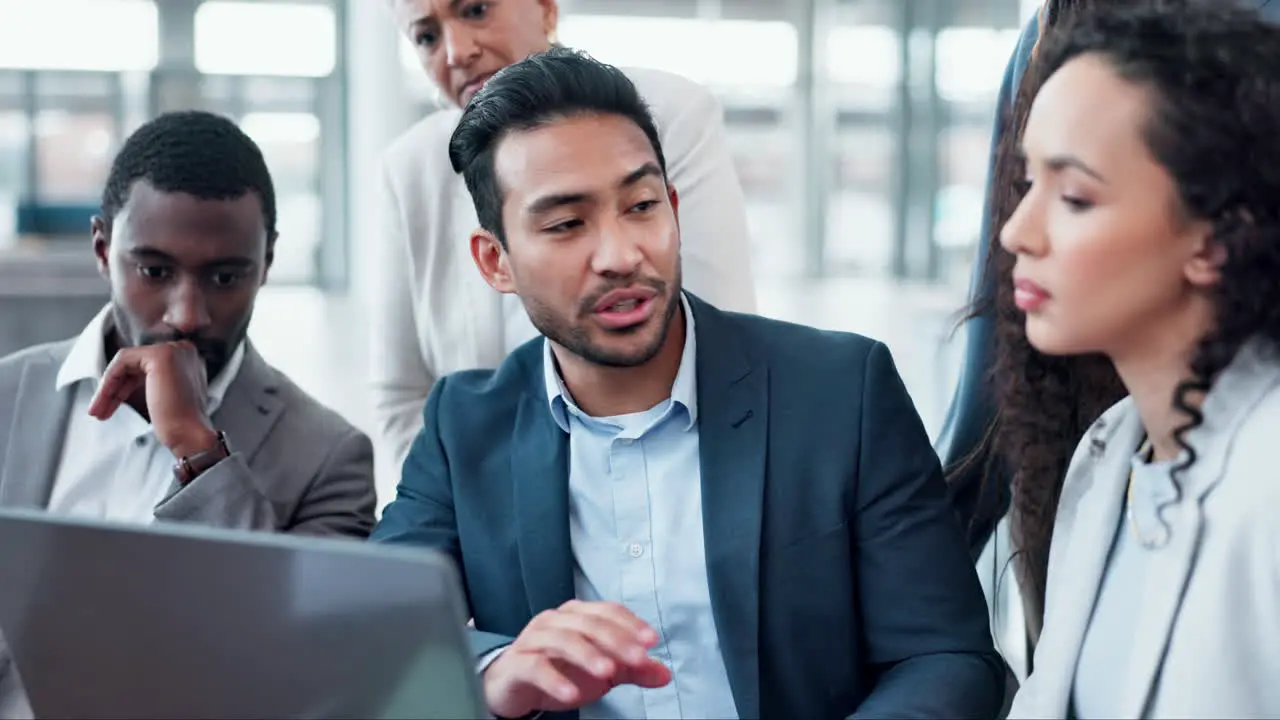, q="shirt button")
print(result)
[628,543,644,558]
[135,437,146,447]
